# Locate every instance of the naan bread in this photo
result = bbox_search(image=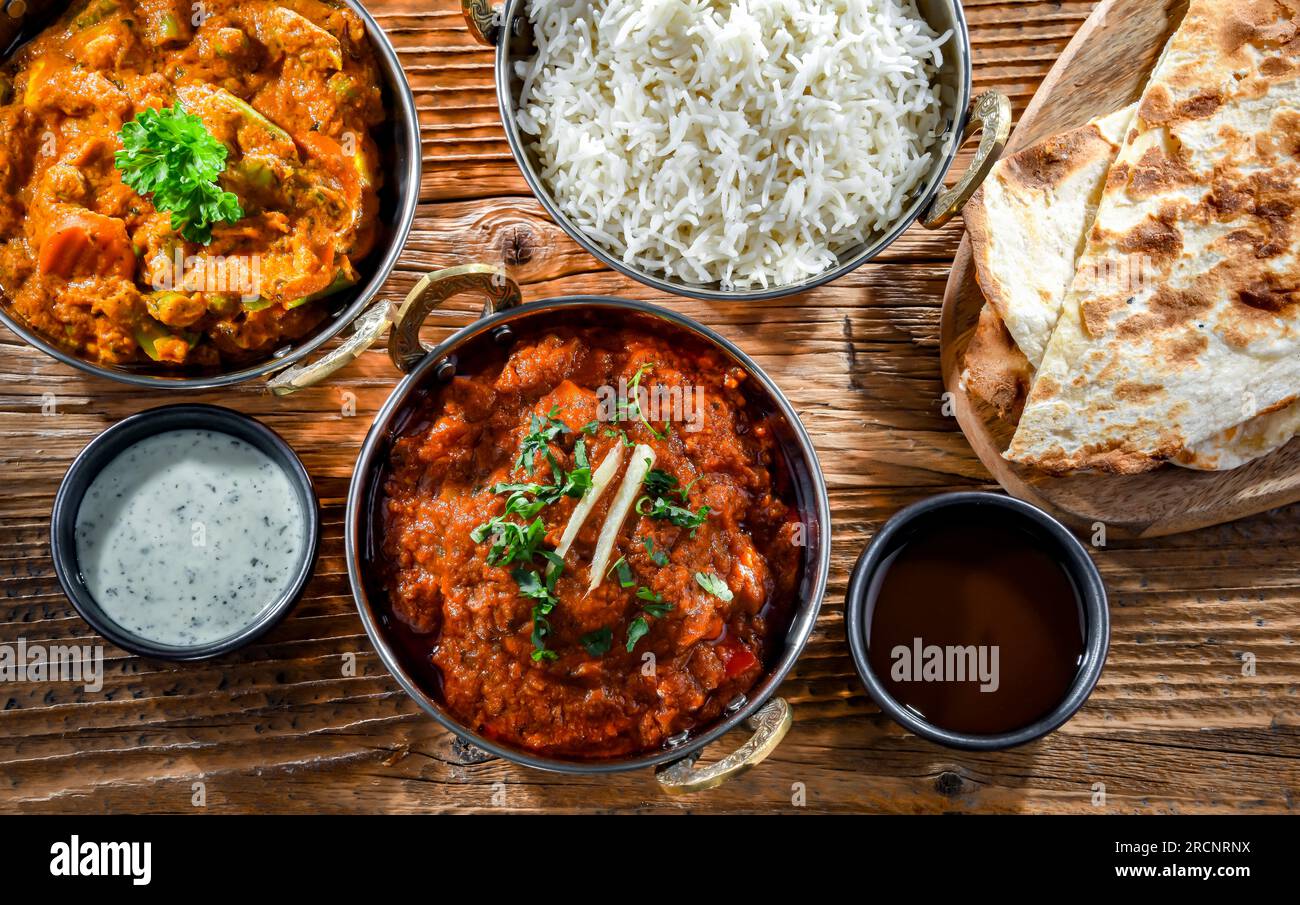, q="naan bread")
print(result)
[962,106,1134,421]
[962,302,1033,421]
[1007,0,1300,474]
[965,294,1300,468]
[966,105,1136,368]
[1178,399,1300,469]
